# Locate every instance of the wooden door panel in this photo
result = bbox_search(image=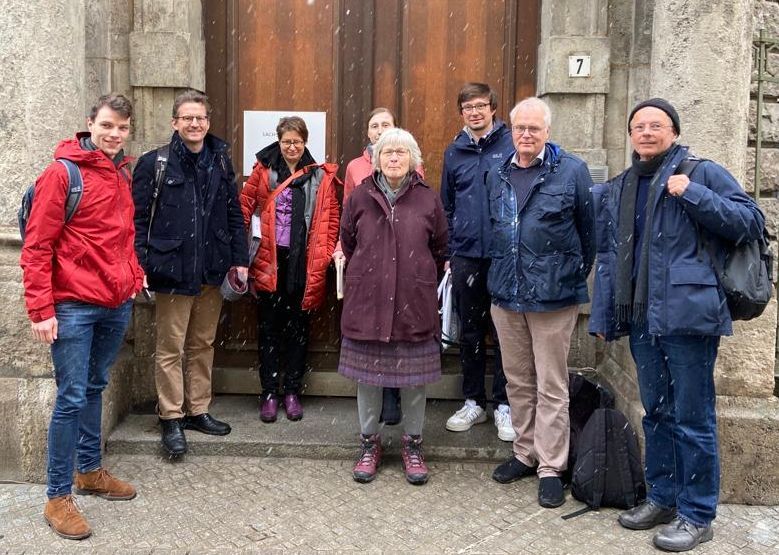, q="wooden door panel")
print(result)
[204,0,539,393]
